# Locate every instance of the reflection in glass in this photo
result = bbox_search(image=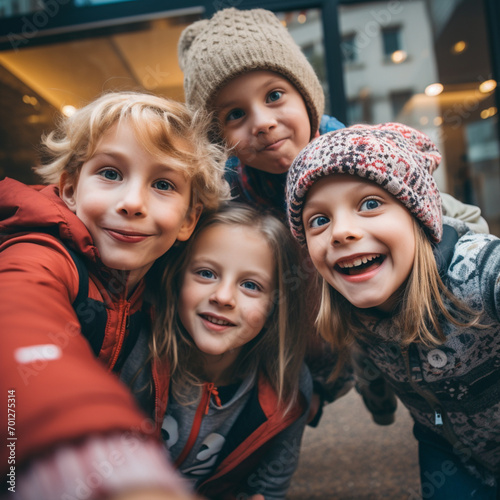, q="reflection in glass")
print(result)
[75,0,137,5]
[0,0,42,18]
[339,0,499,235]
[276,9,330,115]
[381,26,402,58]
[0,12,201,183]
